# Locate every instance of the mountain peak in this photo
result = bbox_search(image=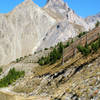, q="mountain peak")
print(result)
[12,0,39,13]
[18,0,37,7]
[45,0,69,9]
[24,0,33,3]
[47,0,65,4]
[22,0,35,6]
